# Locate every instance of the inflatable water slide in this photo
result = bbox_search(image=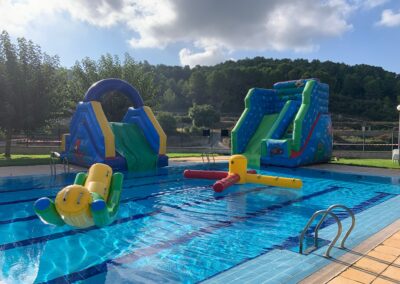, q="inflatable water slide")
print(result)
[231,79,332,168]
[61,78,168,171]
